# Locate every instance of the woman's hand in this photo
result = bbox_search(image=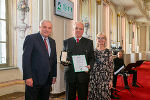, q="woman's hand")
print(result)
[109,81,113,89]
